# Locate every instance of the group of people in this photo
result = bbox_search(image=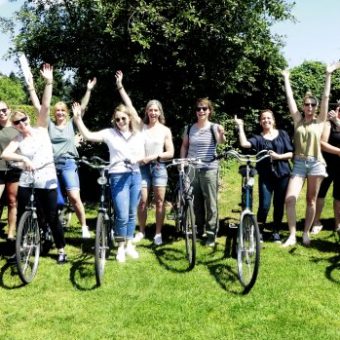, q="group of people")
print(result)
[1,61,340,265]
[235,62,340,247]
